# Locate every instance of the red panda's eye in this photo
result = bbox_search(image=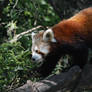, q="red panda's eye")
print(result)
[35,50,39,53]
